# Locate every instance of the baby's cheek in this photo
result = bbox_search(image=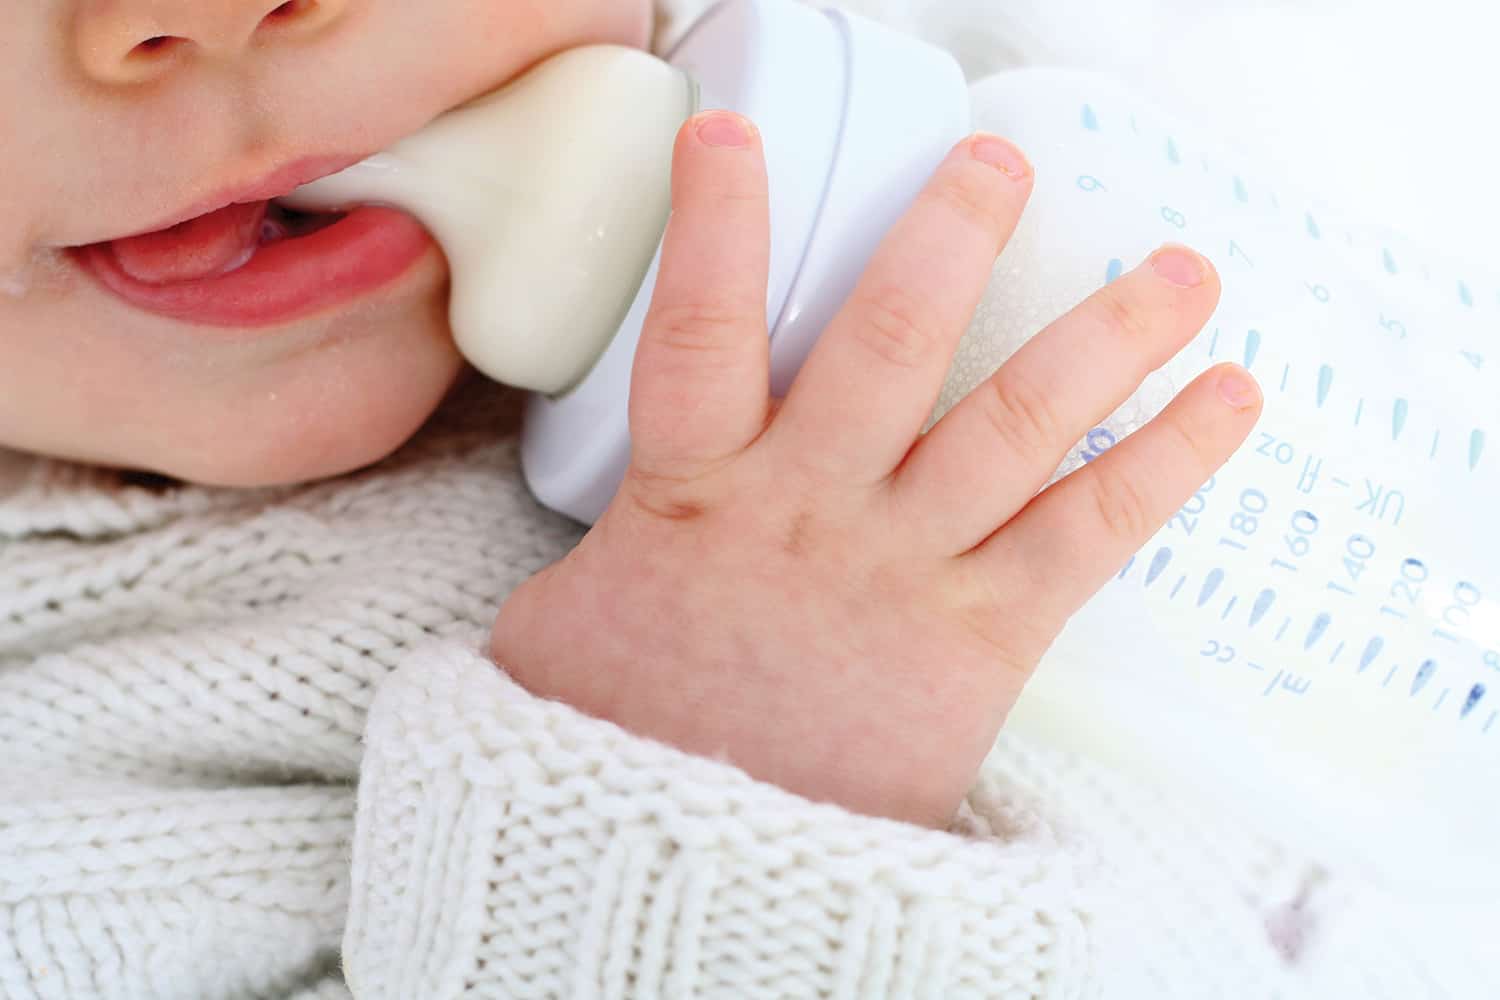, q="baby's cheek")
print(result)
[928,210,1183,486]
